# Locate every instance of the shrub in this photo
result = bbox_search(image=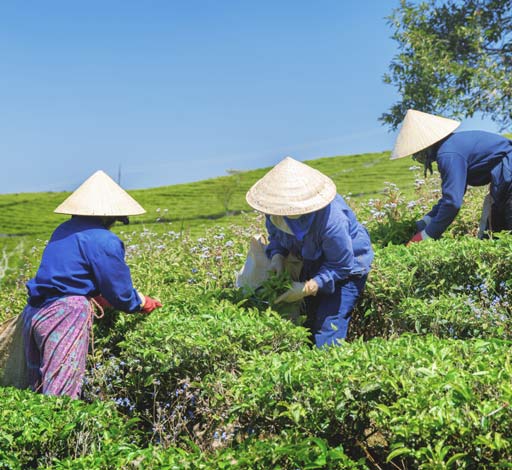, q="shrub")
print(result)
[45,445,197,470]
[203,335,512,468]
[48,436,367,470]
[2,173,510,468]
[207,434,368,470]
[0,387,139,470]
[83,290,310,448]
[351,236,512,340]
